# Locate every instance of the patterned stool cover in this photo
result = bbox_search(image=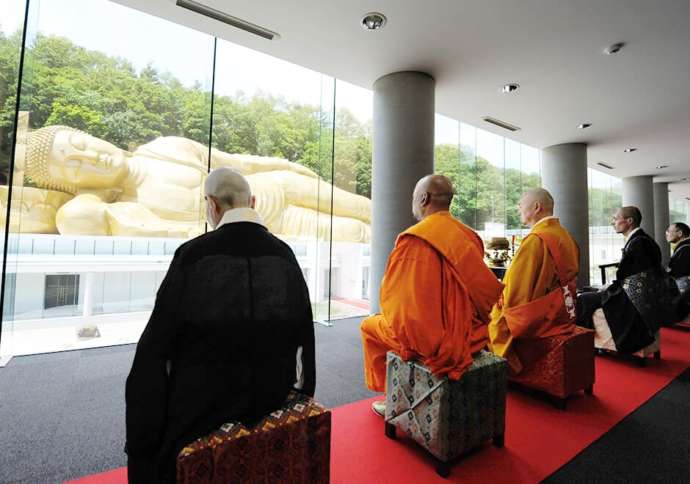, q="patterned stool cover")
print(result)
[384,351,507,462]
[511,326,595,399]
[176,391,331,484]
[593,308,661,357]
